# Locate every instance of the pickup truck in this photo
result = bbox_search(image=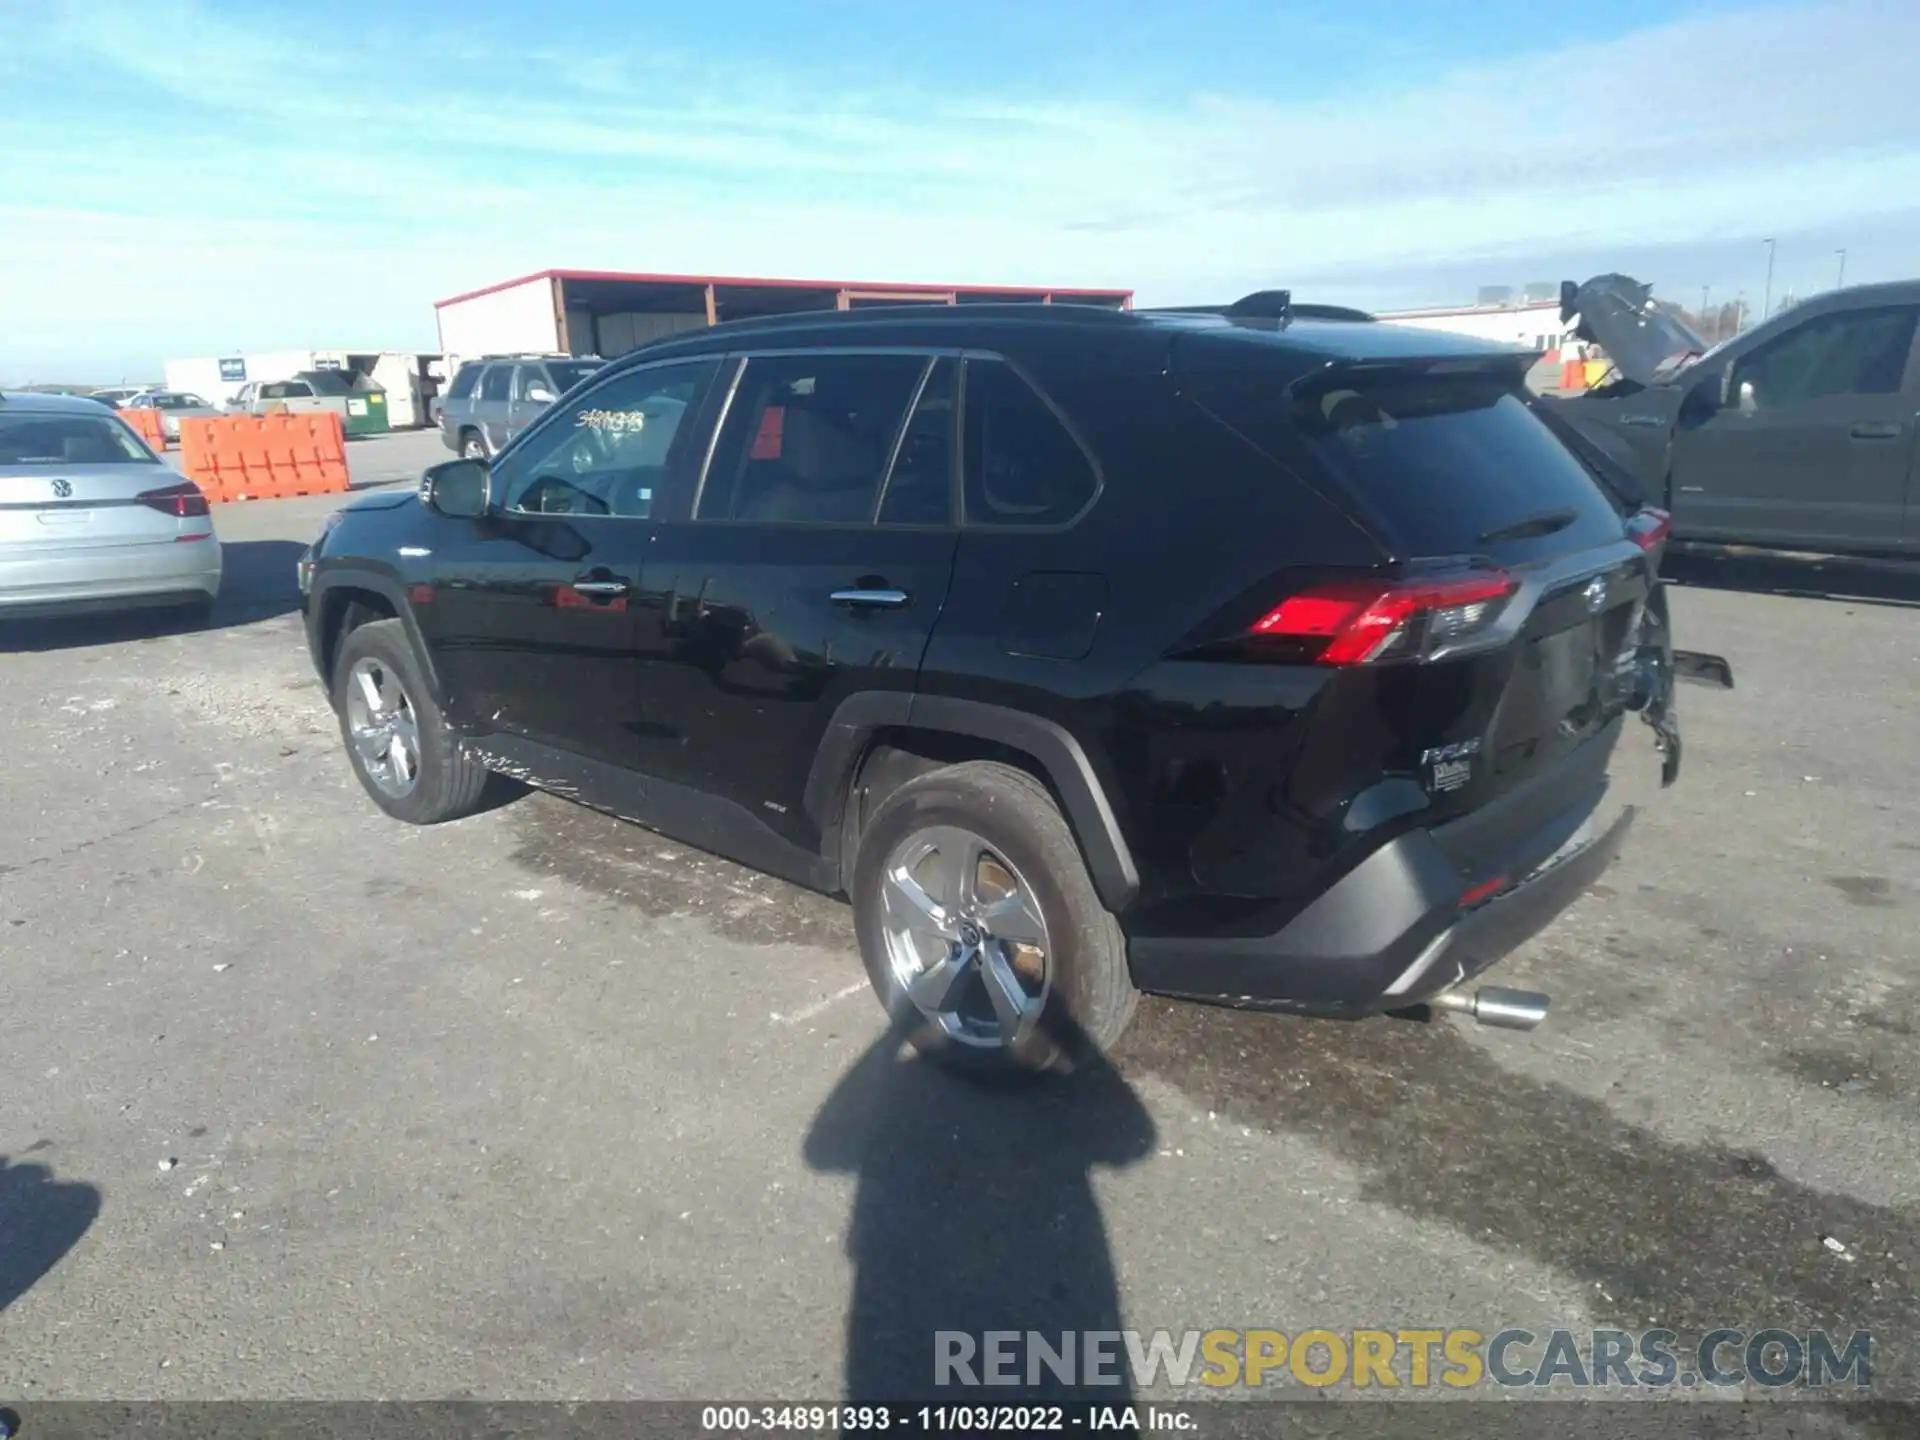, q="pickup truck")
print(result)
[1555,274,1920,559]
